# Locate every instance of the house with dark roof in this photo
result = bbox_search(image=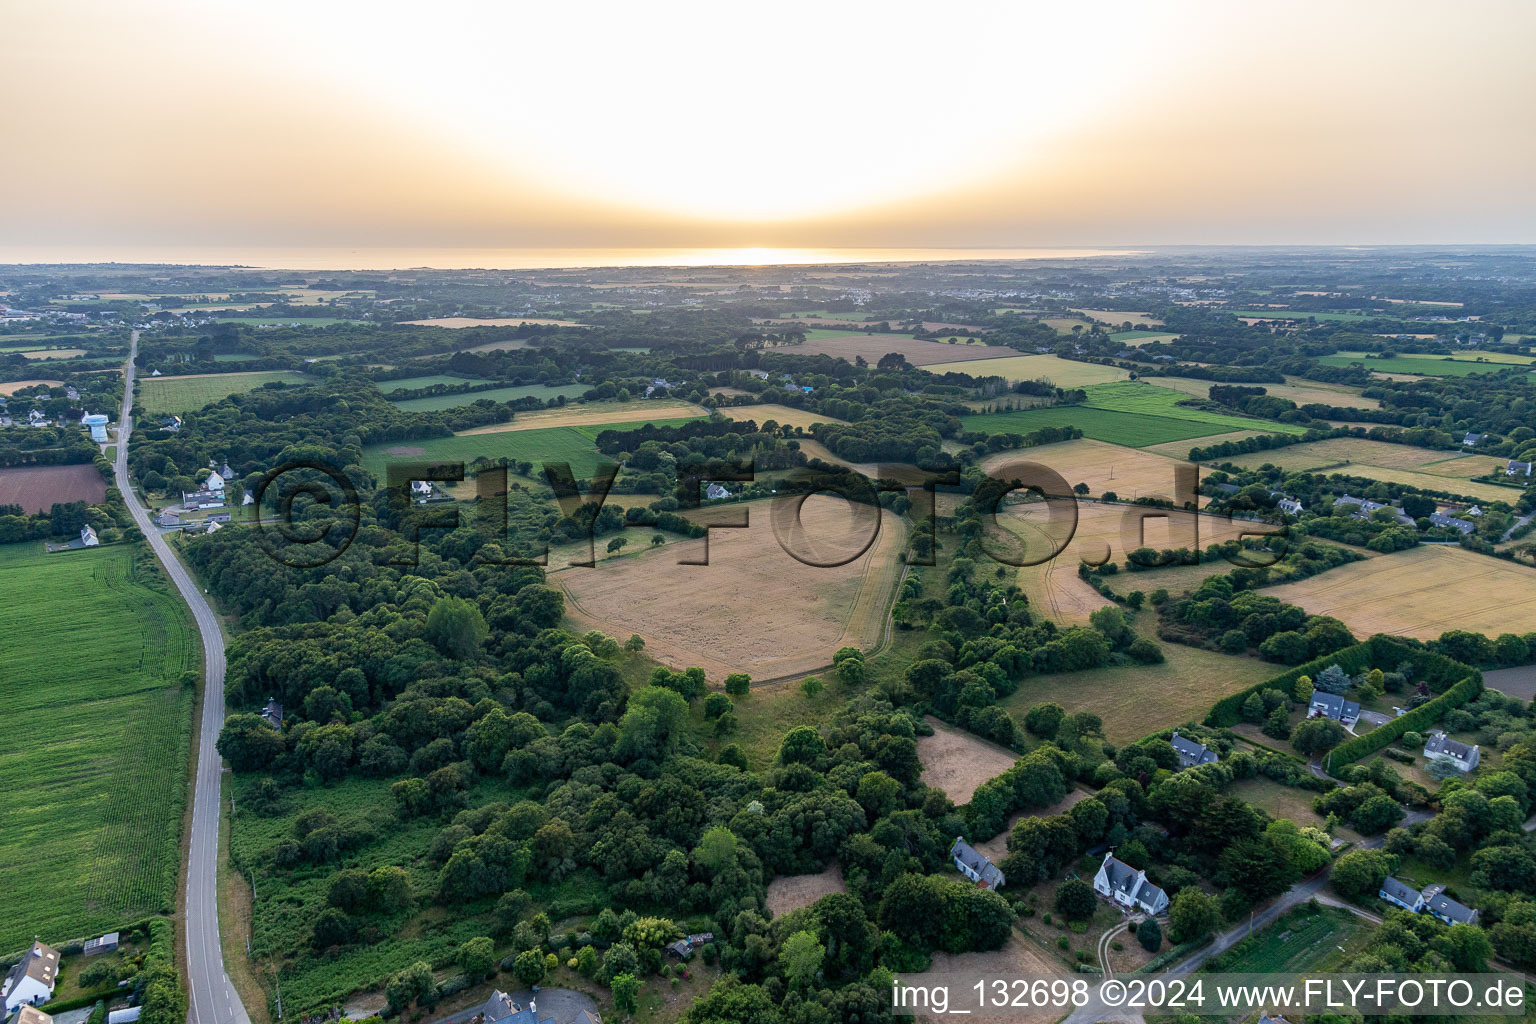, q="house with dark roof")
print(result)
[82,932,119,956]
[1462,432,1485,447]
[1421,884,1479,926]
[1092,853,1168,914]
[949,837,1006,889]
[1308,691,1360,726]
[1379,876,1425,913]
[478,989,551,1024]
[1276,497,1304,516]
[2,941,59,1013]
[1508,460,1533,478]
[260,698,283,730]
[1423,731,1480,772]
[1427,513,1475,535]
[1169,731,1218,769]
